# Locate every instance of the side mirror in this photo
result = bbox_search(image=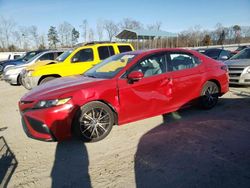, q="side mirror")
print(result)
[220,56,229,60]
[127,71,144,83]
[72,57,79,63]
